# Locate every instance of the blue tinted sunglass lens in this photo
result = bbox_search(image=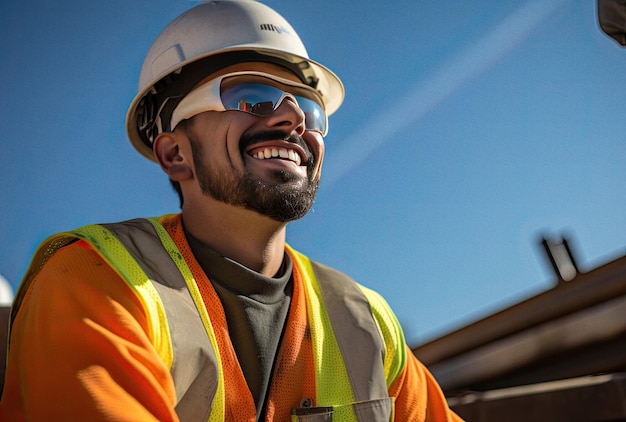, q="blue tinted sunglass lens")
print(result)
[296,96,327,135]
[221,83,327,134]
[221,84,283,115]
